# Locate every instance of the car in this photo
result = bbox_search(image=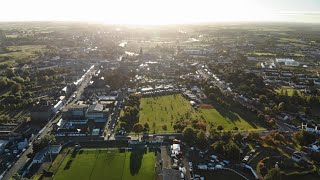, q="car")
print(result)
[223,160,230,165]
[211,154,218,160]
[242,155,250,163]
